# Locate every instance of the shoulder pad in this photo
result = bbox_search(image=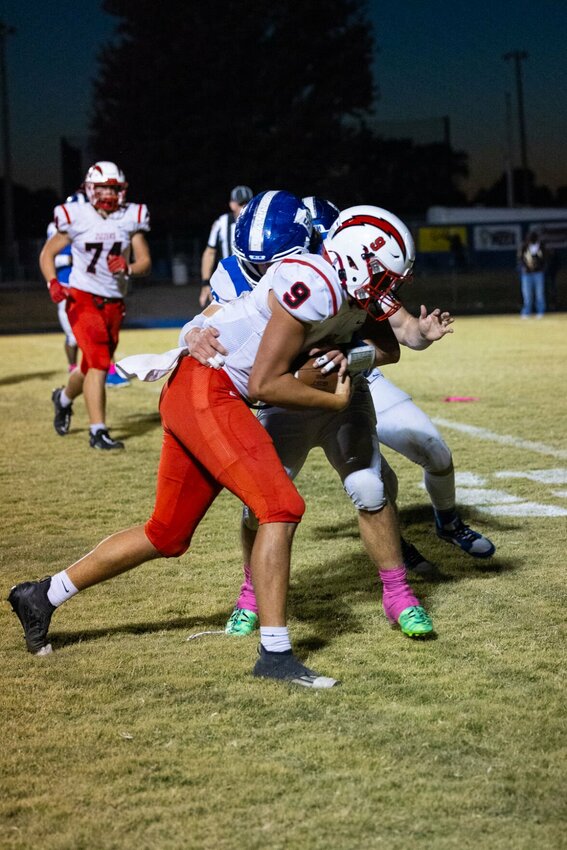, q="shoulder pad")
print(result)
[270,255,344,322]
